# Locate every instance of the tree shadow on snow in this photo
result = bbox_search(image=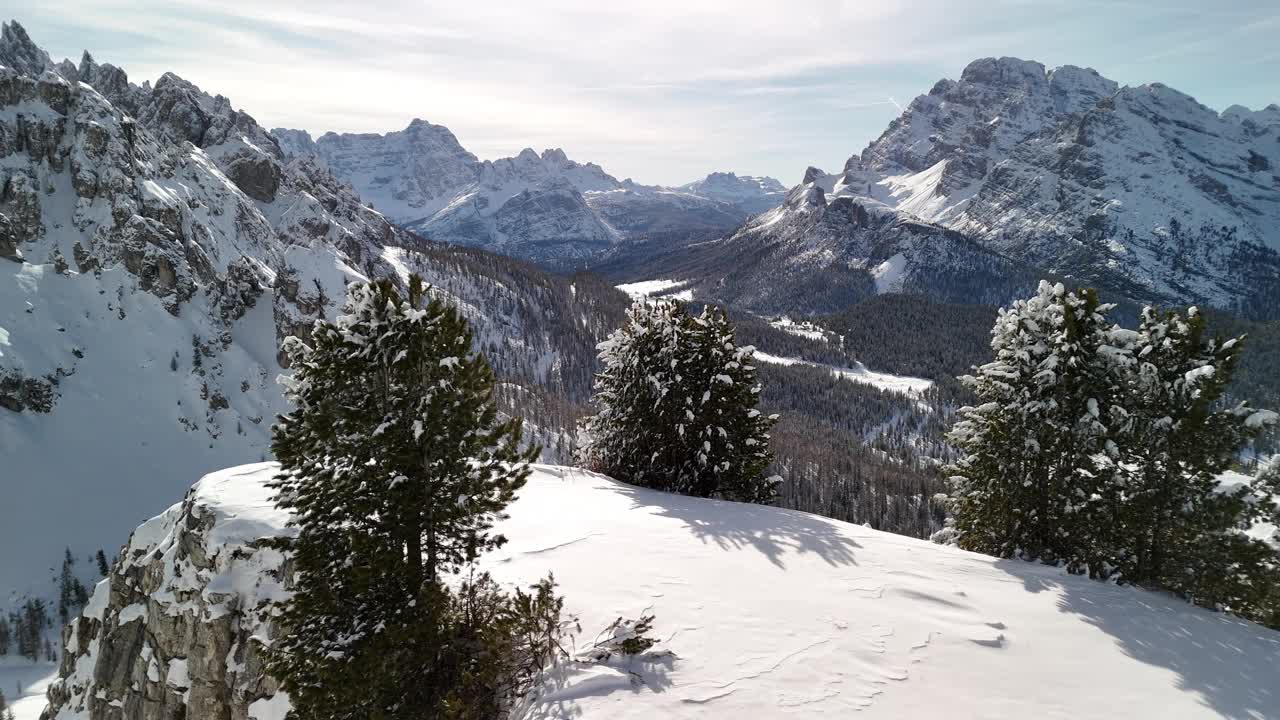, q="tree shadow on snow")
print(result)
[516,651,675,719]
[991,558,1280,719]
[613,484,861,569]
